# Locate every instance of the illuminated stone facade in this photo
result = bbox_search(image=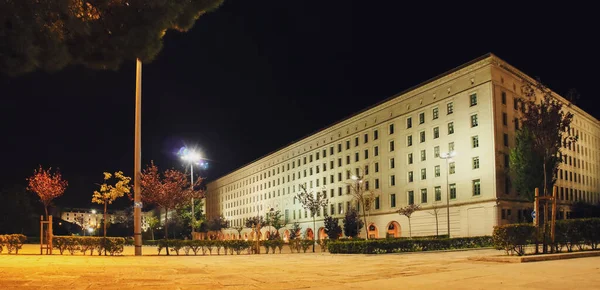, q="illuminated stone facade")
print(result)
[206,54,600,239]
